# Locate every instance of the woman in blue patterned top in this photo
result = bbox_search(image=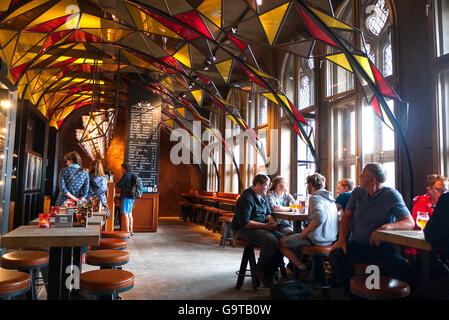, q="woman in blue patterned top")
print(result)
[55,151,89,206]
